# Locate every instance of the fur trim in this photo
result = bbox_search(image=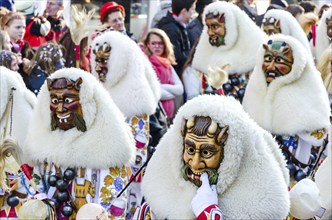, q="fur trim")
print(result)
[192,1,267,75]
[23,68,135,169]
[90,31,160,117]
[243,35,330,135]
[142,95,290,219]
[314,8,332,61]
[0,67,36,147]
[264,9,312,55]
